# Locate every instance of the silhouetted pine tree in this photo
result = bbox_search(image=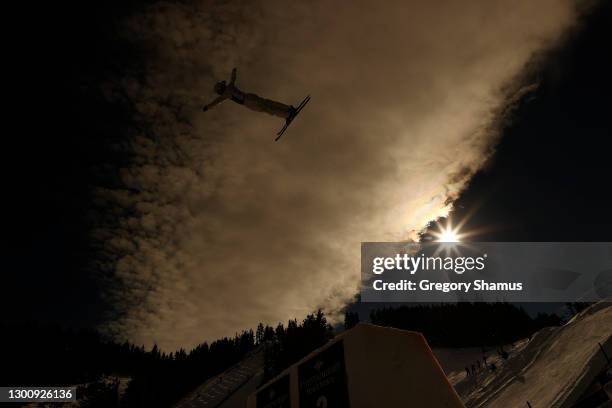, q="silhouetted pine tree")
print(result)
[256,323,264,345]
[261,309,334,384]
[344,311,360,330]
